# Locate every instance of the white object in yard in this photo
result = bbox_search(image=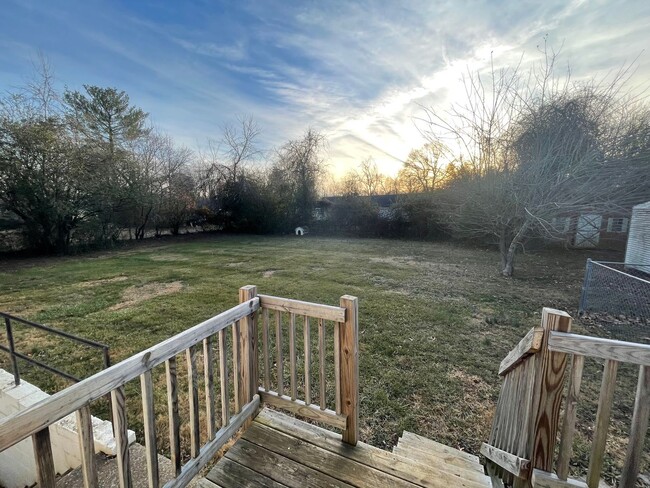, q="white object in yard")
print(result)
[0,368,135,488]
[625,201,650,274]
[295,226,308,236]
